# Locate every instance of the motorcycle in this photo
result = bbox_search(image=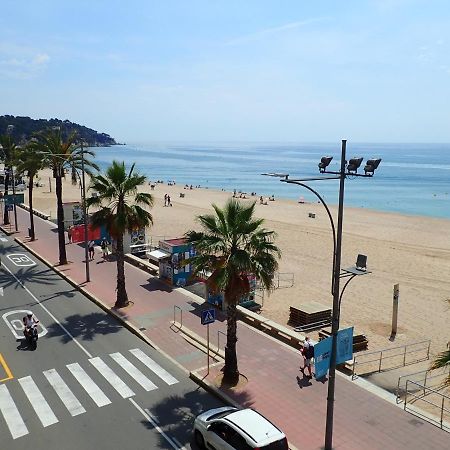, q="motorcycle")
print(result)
[24,326,38,350]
